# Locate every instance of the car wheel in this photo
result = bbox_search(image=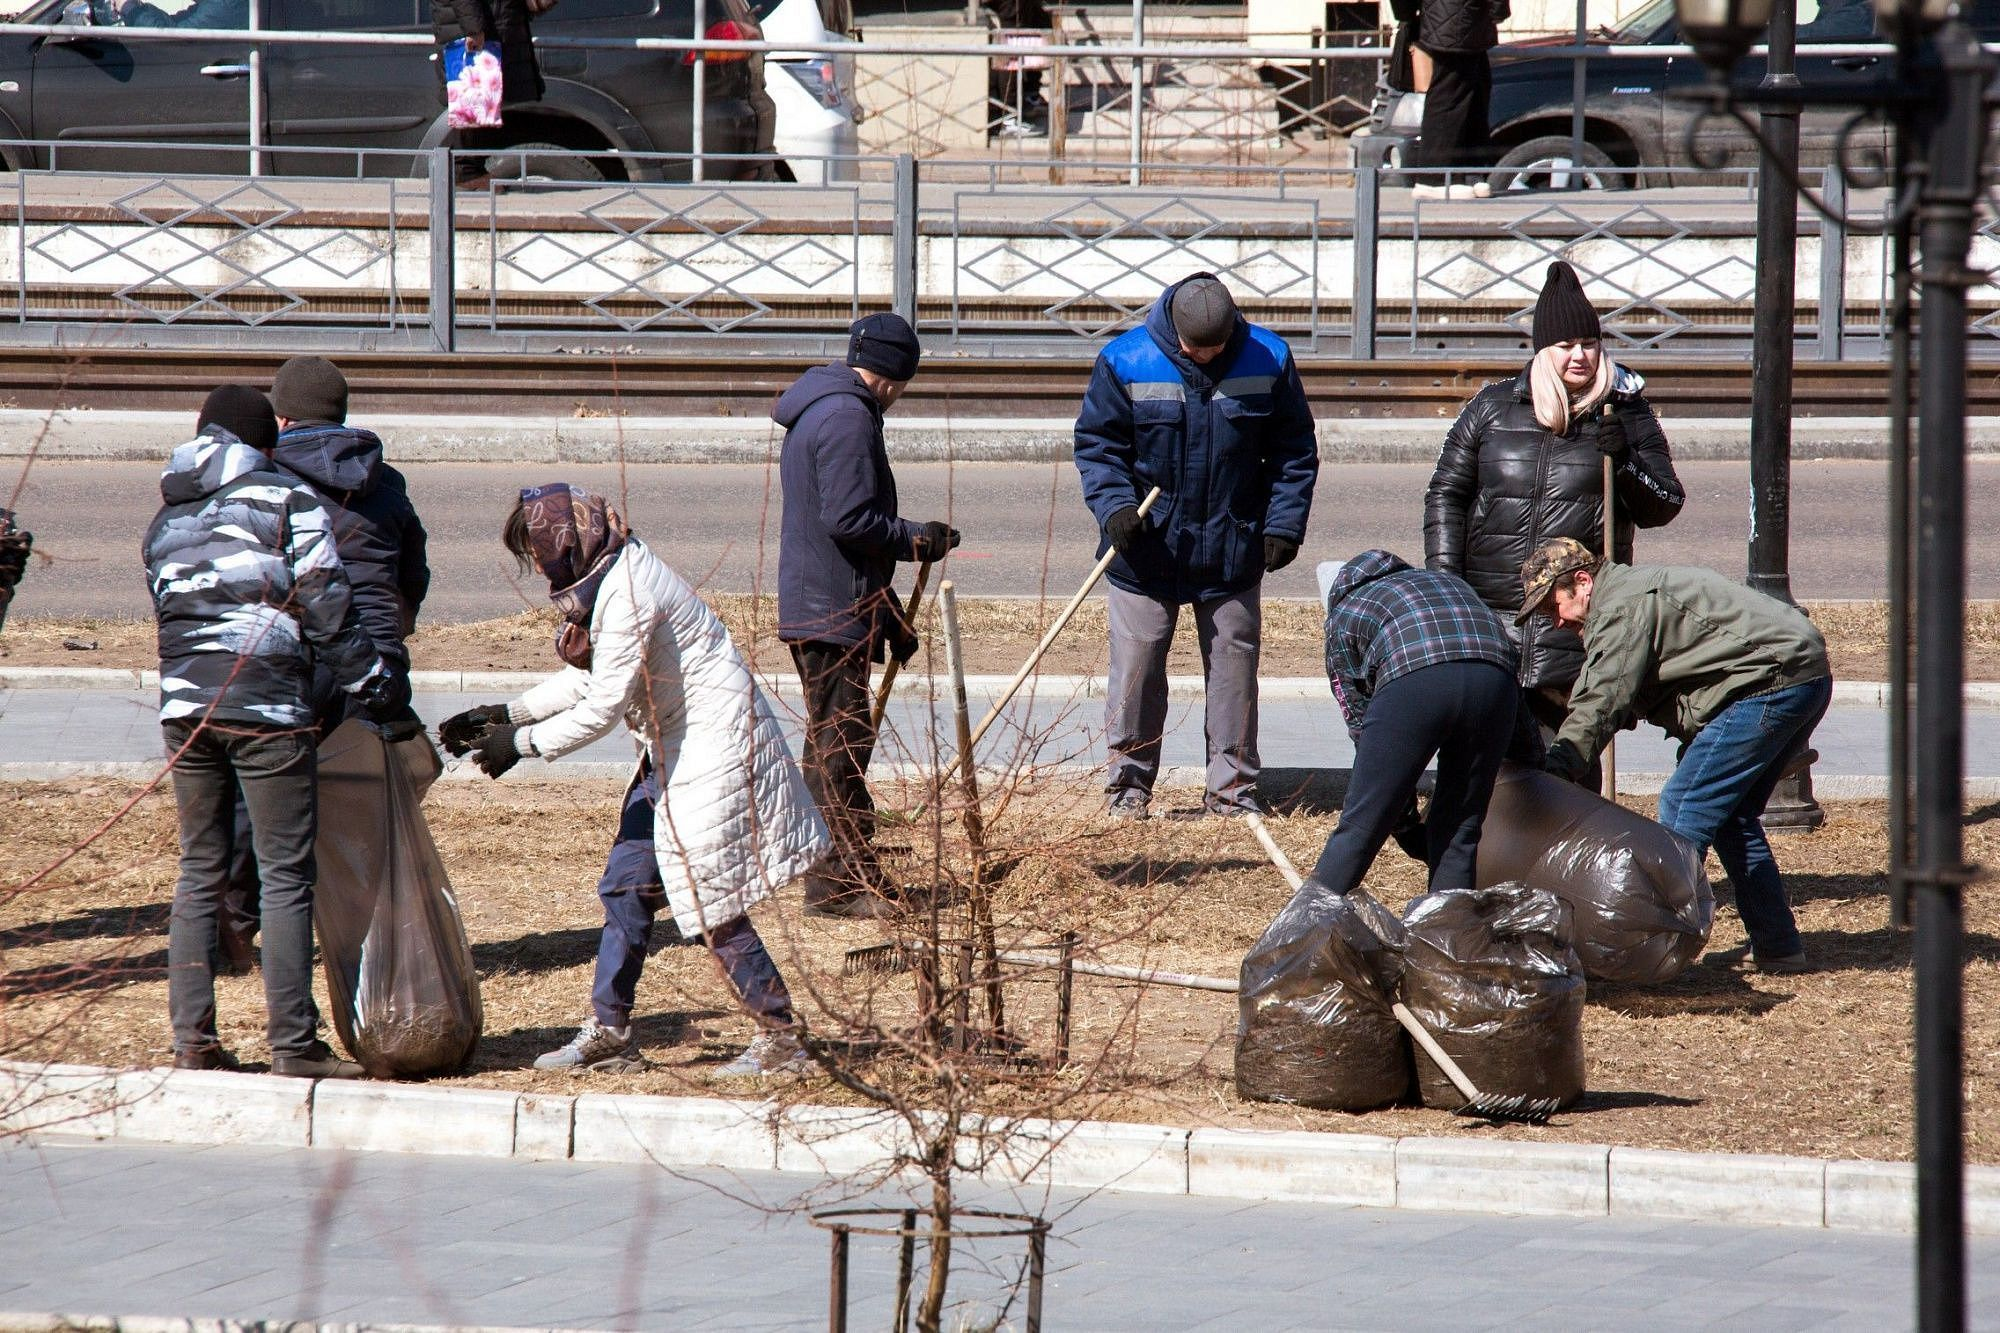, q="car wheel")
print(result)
[480,142,608,184]
[1488,136,1624,193]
